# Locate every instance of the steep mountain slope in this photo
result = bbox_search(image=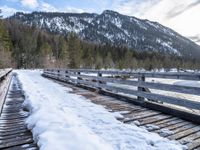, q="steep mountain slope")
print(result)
[9,10,200,59]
